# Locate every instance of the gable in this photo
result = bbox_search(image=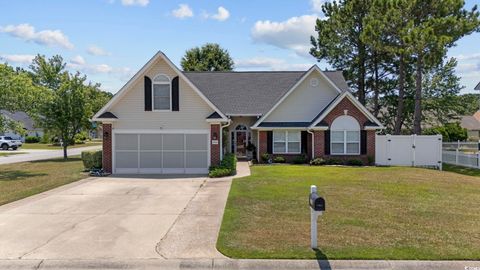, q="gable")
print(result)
[107,56,216,130]
[263,71,339,122]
